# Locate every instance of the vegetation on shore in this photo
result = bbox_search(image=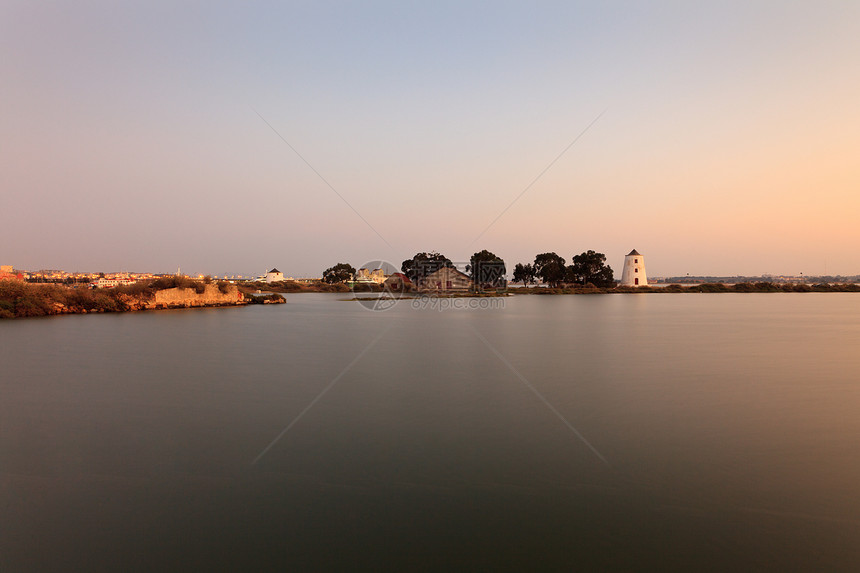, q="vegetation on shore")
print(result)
[121,275,234,296]
[513,251,615,288]
[245,292,286,304]
[0,276,361,319]
[0,277,240,319]
[1,281,123,318]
